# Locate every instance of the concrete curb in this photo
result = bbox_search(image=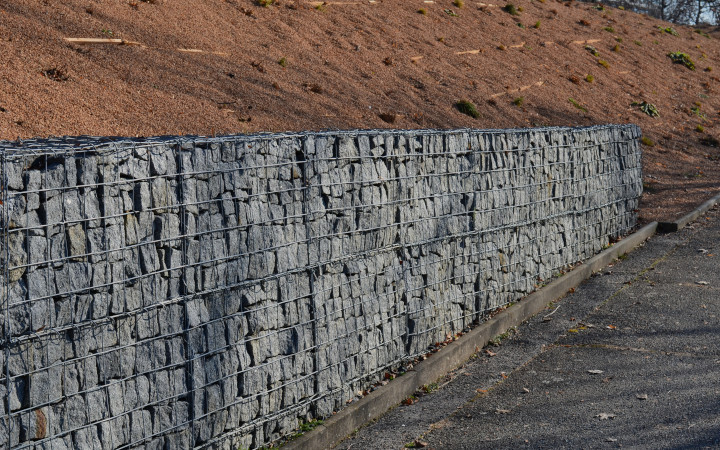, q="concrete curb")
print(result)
[286,221,659,450]
[658,191,720,233]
